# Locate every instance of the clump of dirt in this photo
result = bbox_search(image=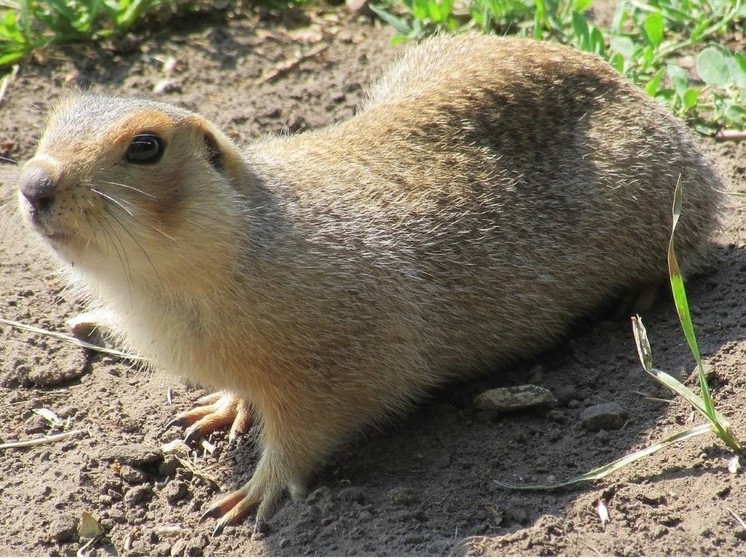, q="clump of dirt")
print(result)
[1,4,745,557]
